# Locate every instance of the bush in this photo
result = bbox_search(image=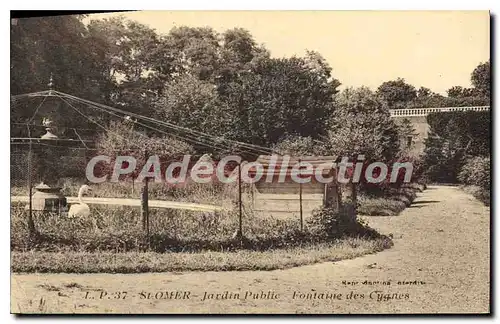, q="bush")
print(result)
[351,156,424,197]
[422,111,490,183]
[95,120,194,181]
[458,156,490,190]
[357,185,419,216]
[272,135,328,156]
[462,185,490,206]
[358,197,406,216]
[306,206,381,239]
[459,156,490,206]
